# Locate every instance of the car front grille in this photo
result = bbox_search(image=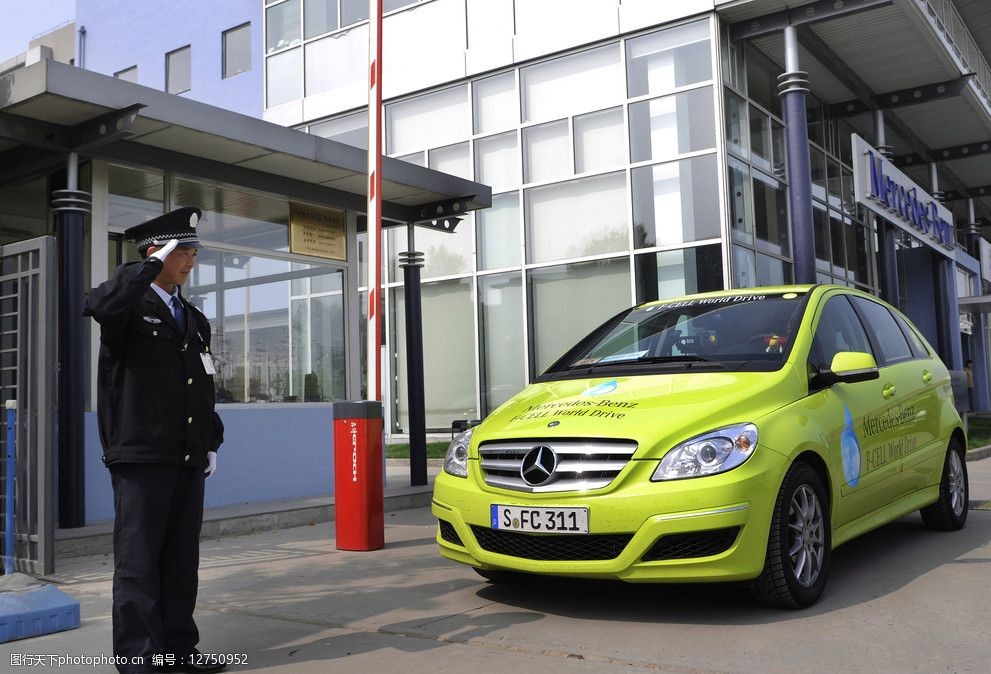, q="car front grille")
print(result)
[470,525,632,561]
[641,527,740,561]
[478,439,637,493]
[438,520,463,546]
